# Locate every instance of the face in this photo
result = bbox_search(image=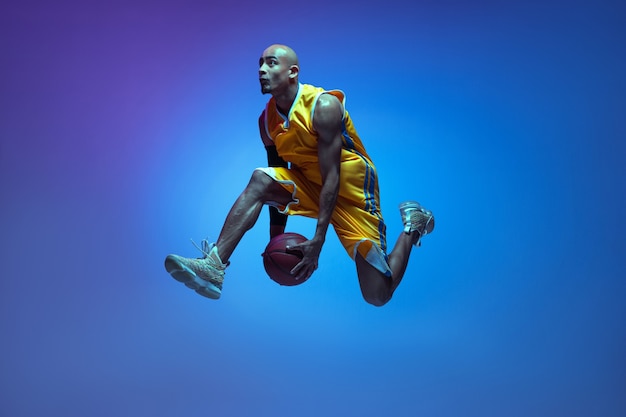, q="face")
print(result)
[258,46,295,95]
